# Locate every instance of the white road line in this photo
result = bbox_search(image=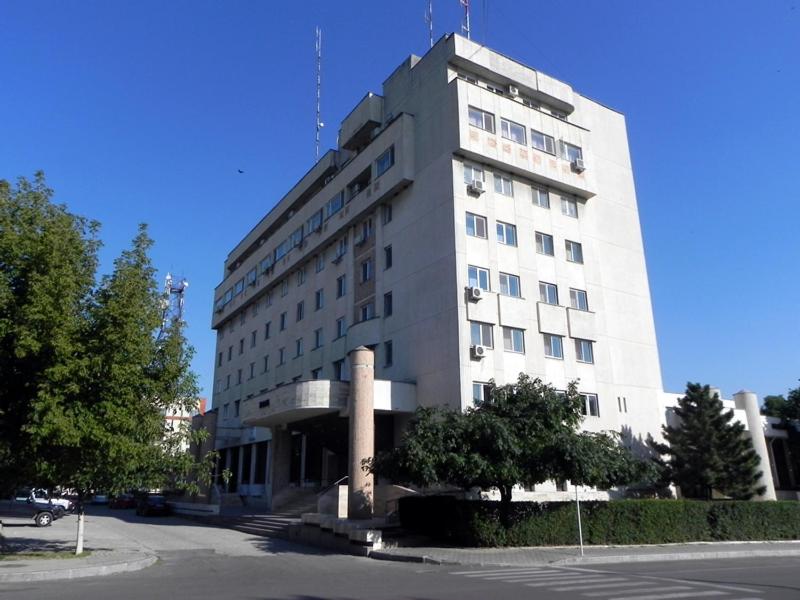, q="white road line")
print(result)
[486,574,596,584]
[549,578,631,591]
[606,590,728,600]
[455,567,560,576]
[525,576,625,588]
[477,571,586,581]
[578,583,672,595]
[462,569,563,578]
